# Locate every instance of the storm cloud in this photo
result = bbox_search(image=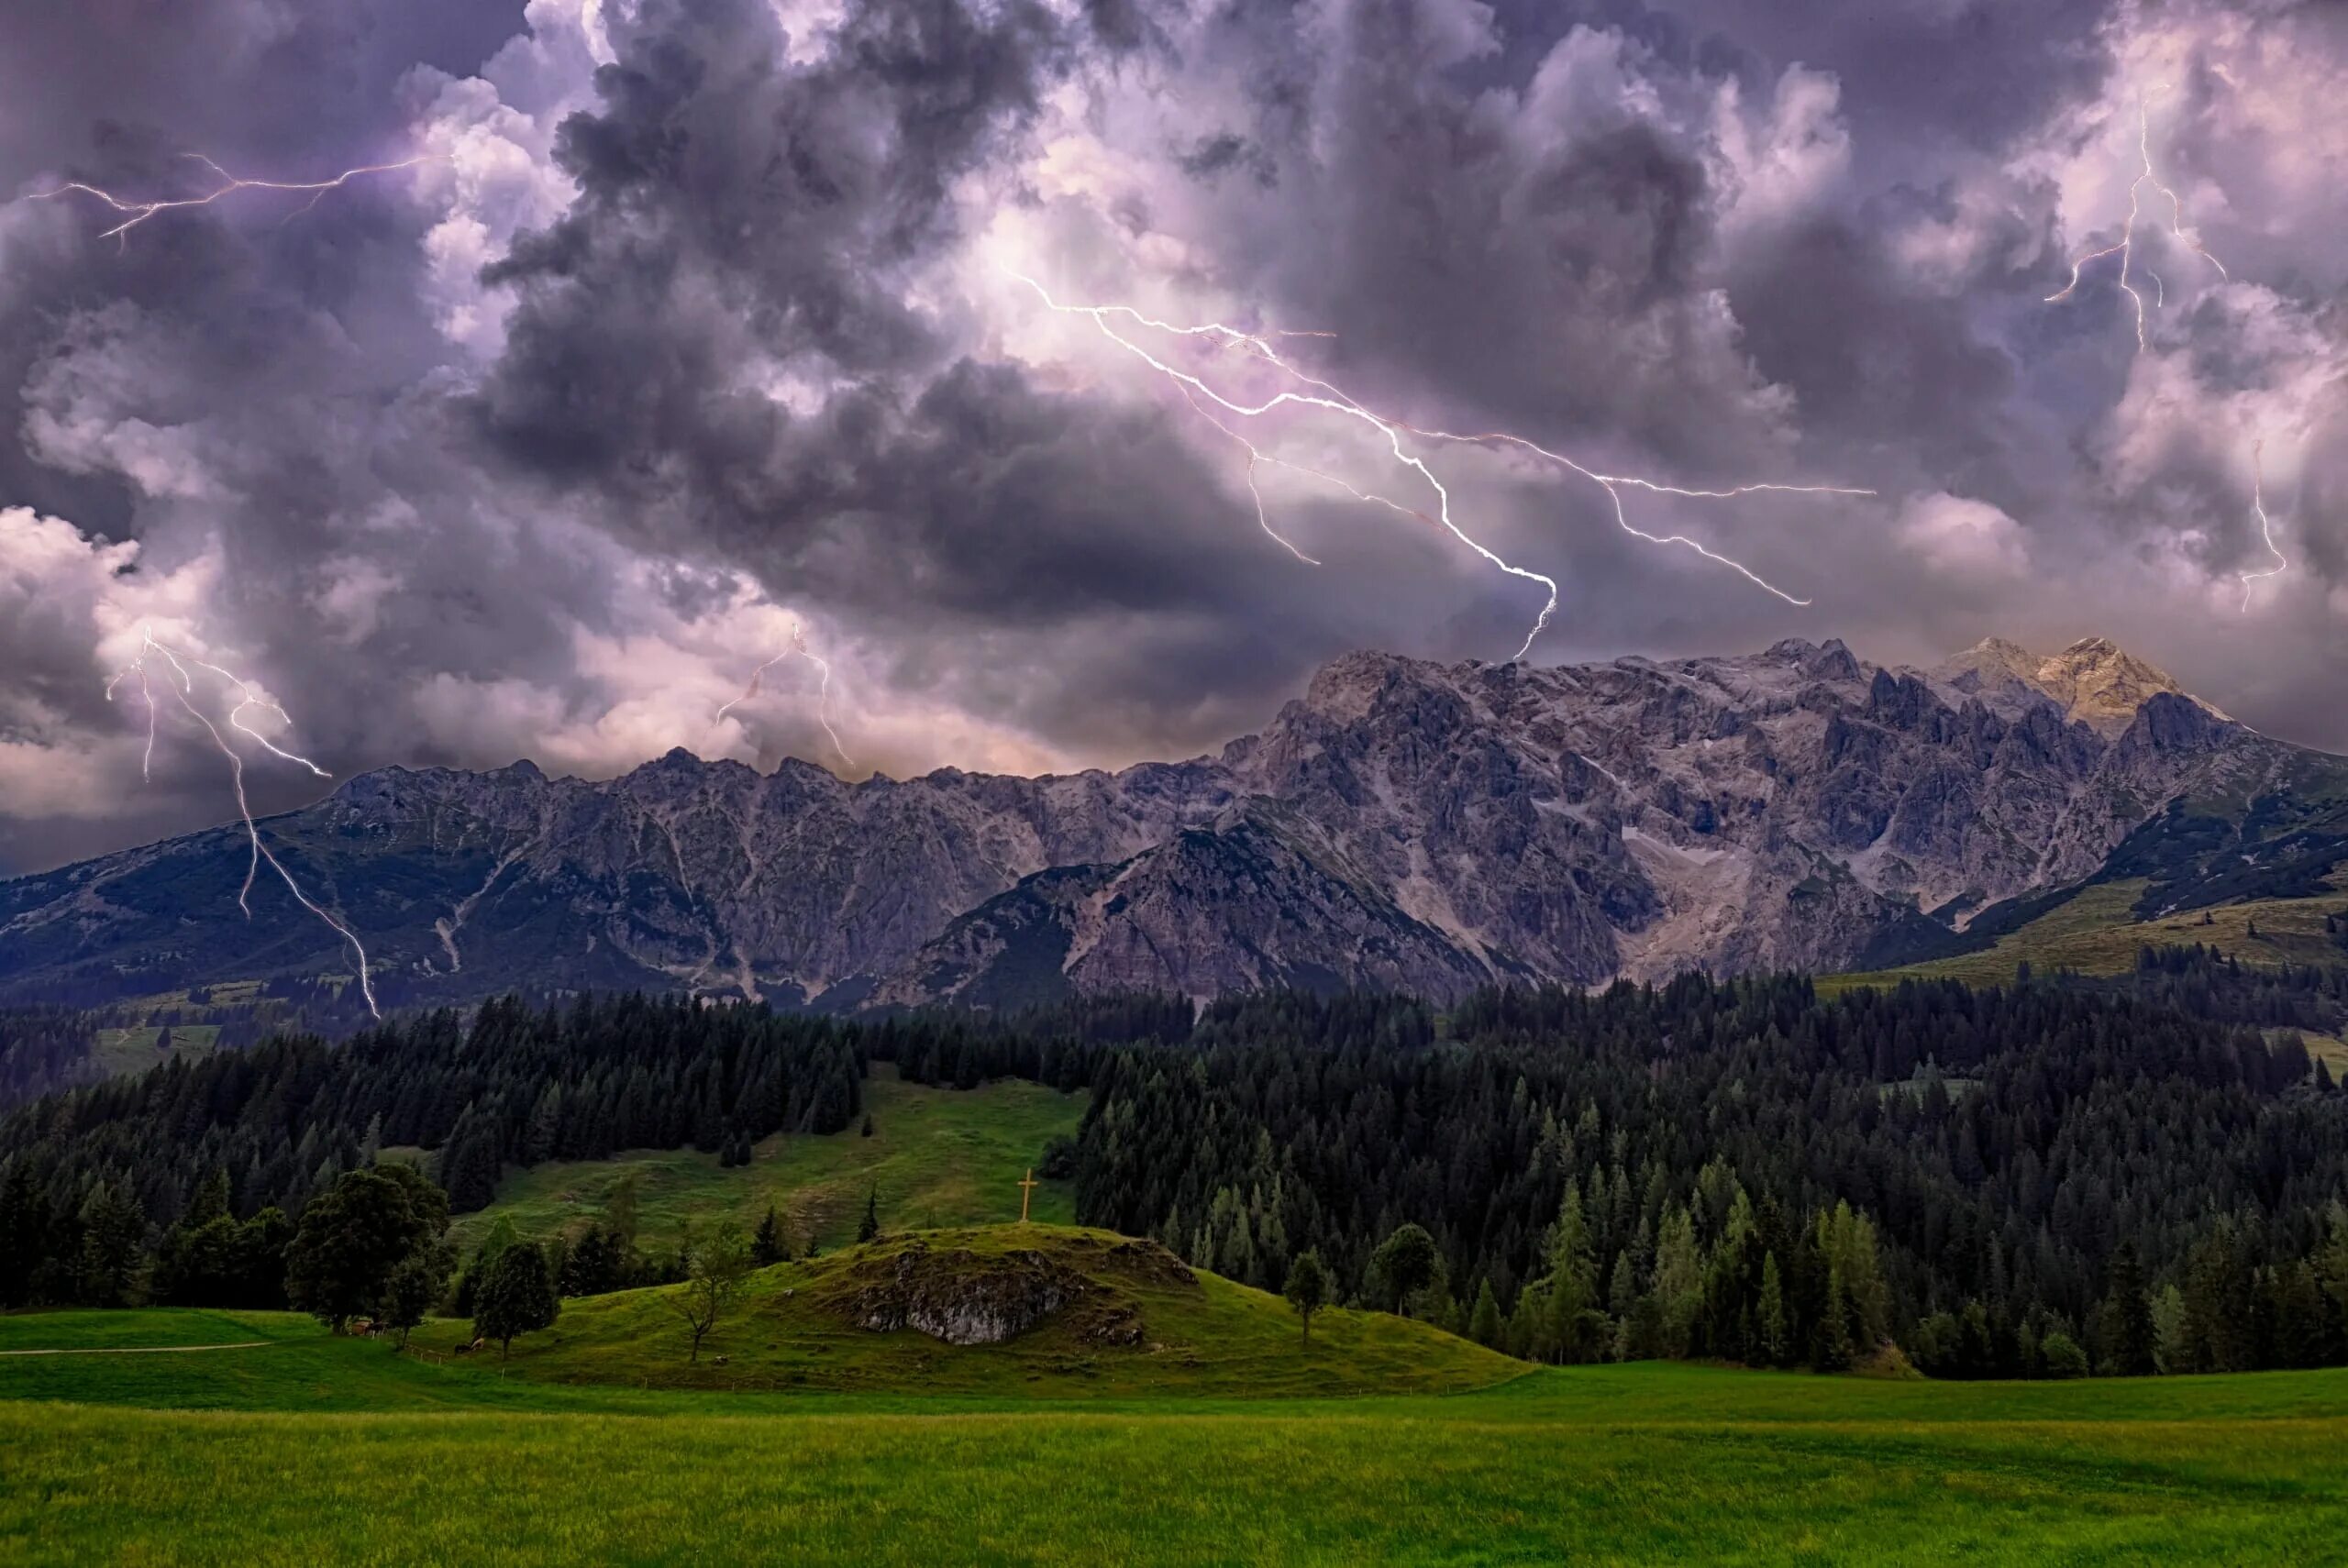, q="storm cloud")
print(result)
[3,0,2344,873]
